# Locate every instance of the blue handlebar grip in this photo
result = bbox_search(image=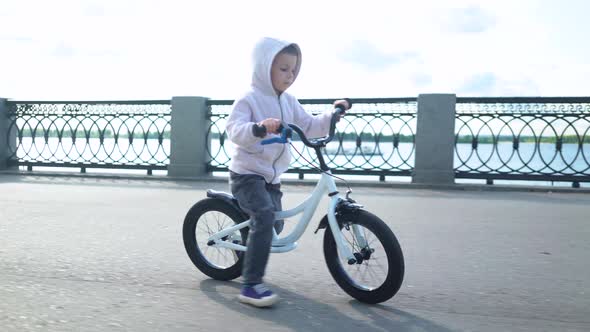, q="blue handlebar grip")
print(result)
[261,137,285,145]
[260,127,291,145]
